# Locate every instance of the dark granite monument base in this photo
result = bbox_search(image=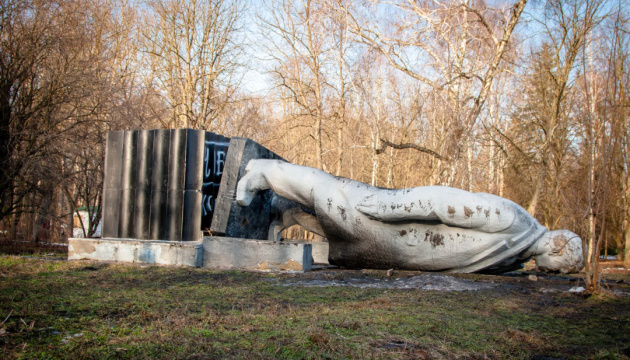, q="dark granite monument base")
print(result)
[91,131,317,272]
[210,137,285,239]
